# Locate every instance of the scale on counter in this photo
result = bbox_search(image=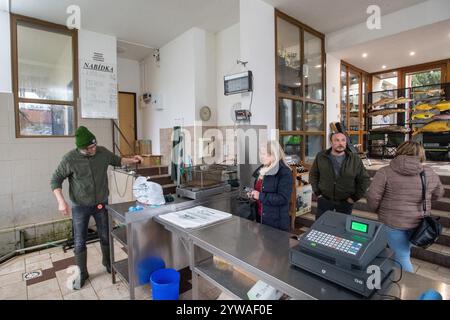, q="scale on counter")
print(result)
[176,165,233,200]
[290,211,394,297]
